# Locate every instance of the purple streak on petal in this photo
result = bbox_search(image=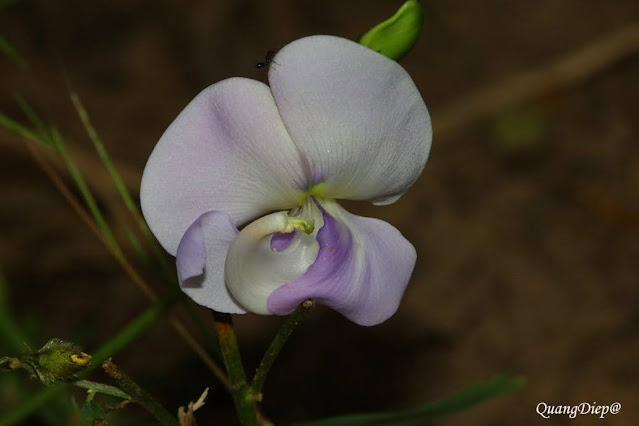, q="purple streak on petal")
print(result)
[270,232,295,251]
[267,203,416,326]
[176,215,207,285]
